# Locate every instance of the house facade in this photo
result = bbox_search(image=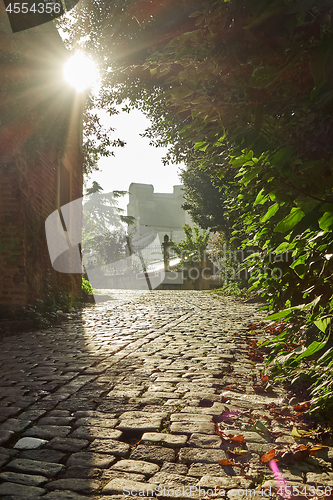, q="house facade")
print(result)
[0,5,83,310]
